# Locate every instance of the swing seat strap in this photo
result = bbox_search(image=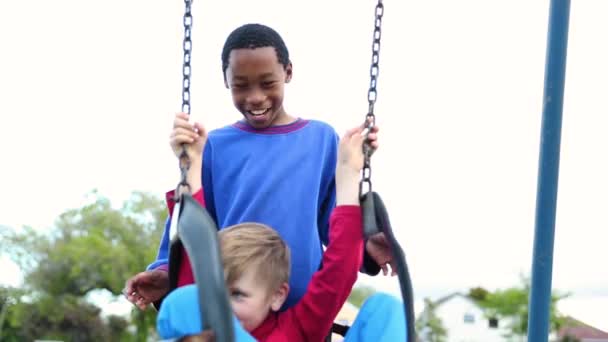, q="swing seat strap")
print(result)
[168,193,235,342]
[361,191,416,341]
